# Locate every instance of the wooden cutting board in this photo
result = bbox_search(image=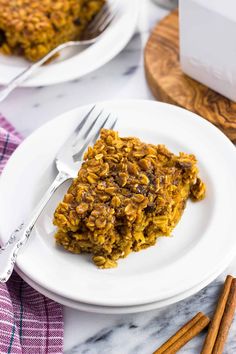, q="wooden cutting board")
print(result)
[144,10,236,143]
